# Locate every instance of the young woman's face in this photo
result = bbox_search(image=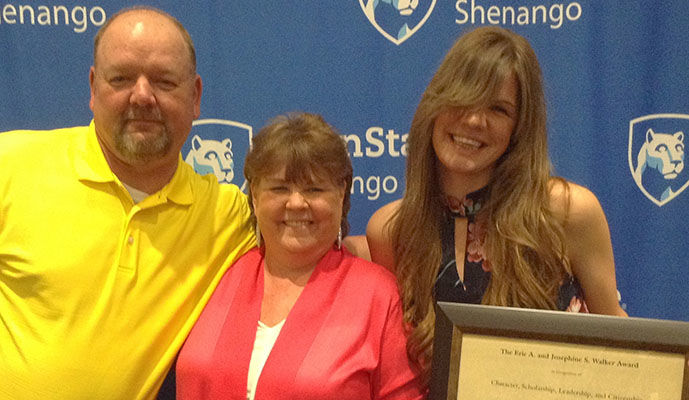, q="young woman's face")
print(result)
[432,74,519,184]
